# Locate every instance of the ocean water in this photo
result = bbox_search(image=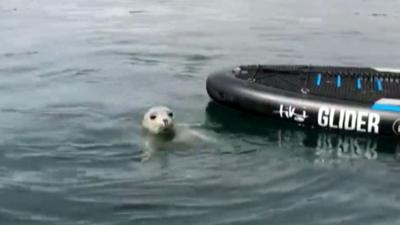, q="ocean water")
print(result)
[1,0,400,224]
